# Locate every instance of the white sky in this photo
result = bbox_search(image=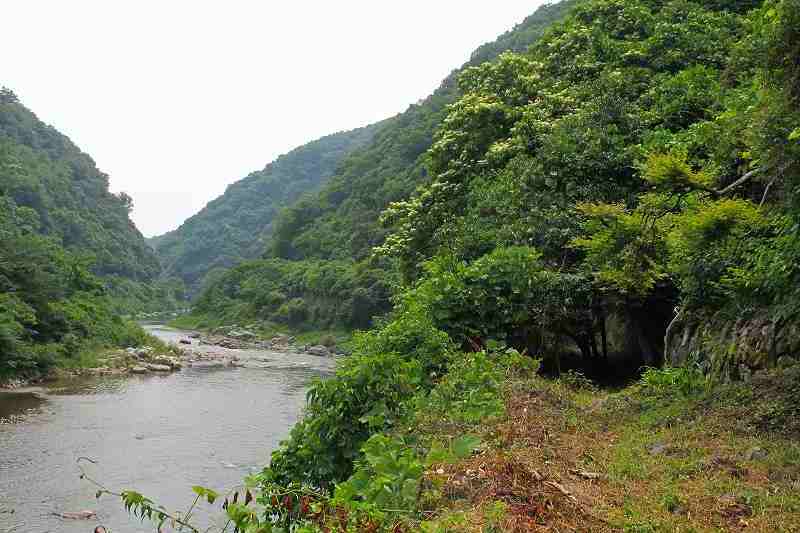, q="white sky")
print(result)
[2,1,548,237]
